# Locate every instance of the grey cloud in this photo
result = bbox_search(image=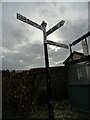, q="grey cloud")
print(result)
[2,53,44,70]
[2,58,28,70]
[2,43,45,70]
[48,17,88,63]
[88,2,90,49]
[2,20,33,50]
[2,0,88,2]
[17,43,44,56]
[57,19,88,43]
[30,56,44,68]
[56,18,88,52]
[48,46,69,64]
[2,2,89,70]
